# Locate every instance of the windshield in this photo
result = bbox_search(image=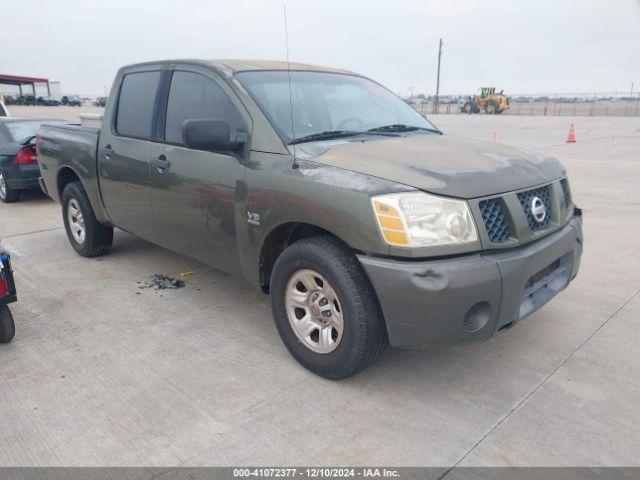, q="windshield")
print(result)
[236,71,437,144]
